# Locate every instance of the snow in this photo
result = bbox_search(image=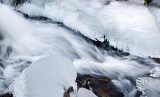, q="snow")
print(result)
[97,1,160,57]
[136,77,160,97]
[77,88,97,97]
[12,55,77,97]
[0,0,160,97]
[17,0,160,57]
[0,3,107,92]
